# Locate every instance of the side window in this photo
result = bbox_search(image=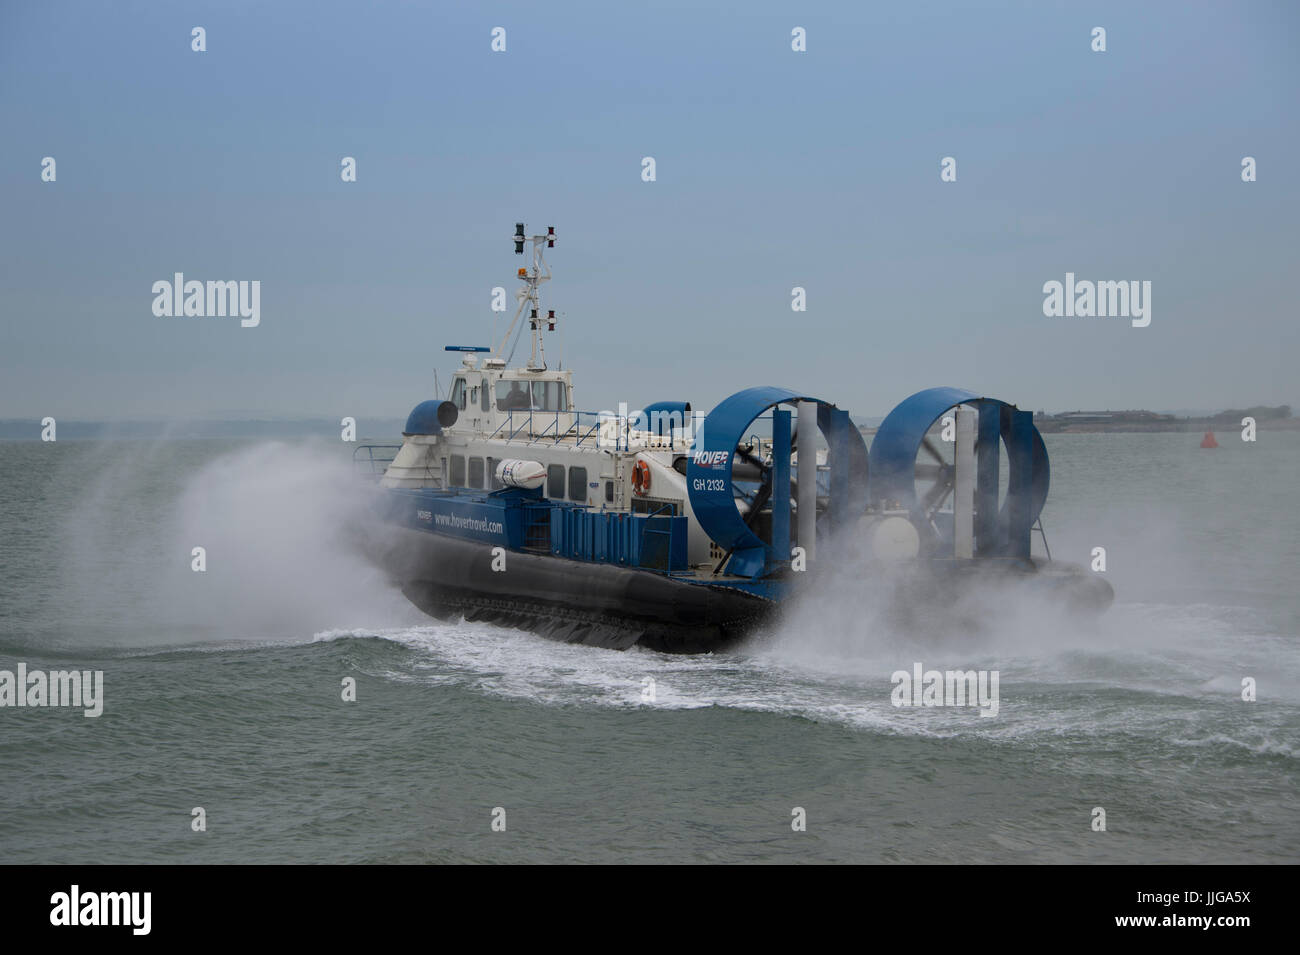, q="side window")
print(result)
[604,480,613,503]
[487,457,503,490]
[546,464,565,499]
[450,455,466,487]
[450,377,466,411]
[569,466,587,502]
[481,383,490,411]
[468,457,484,489]
[470,386,478,408]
